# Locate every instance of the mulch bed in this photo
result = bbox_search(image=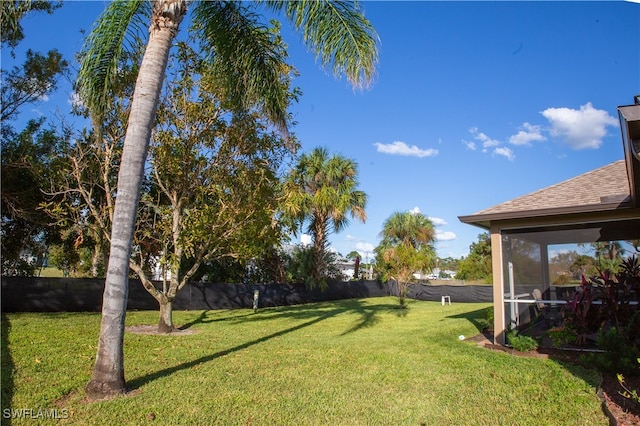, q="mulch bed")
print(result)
[467,333,640,426]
